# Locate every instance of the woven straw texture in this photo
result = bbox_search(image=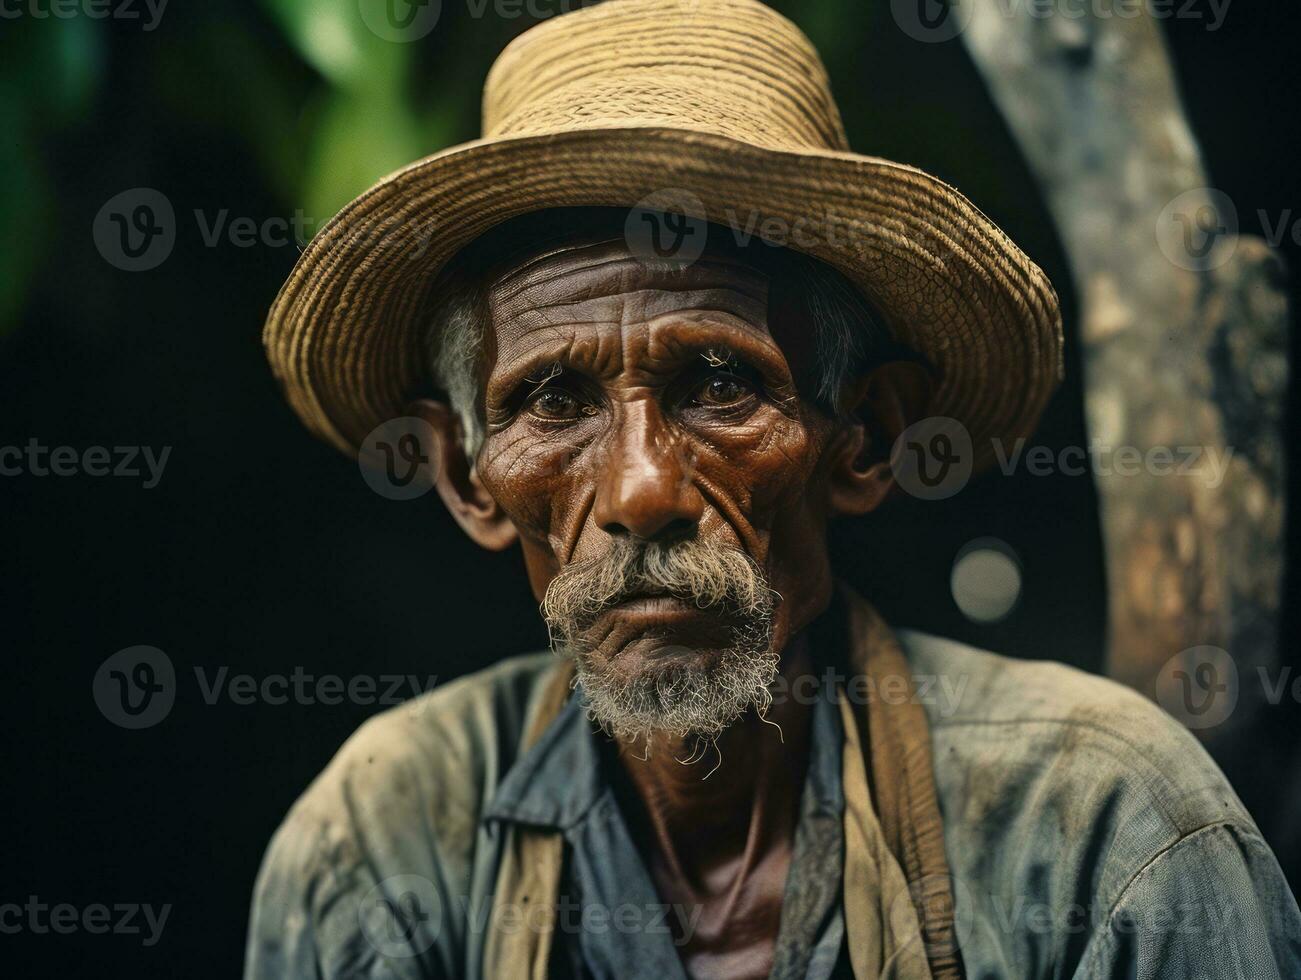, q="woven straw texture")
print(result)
[263,0,1063,465]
